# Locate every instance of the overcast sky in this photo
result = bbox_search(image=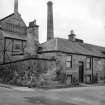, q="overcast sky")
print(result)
[0,0,105,46]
